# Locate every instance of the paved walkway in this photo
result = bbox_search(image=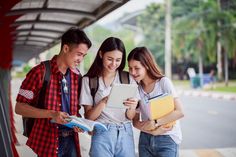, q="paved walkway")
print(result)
[15,132,236,157]
[177,89,236,101]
